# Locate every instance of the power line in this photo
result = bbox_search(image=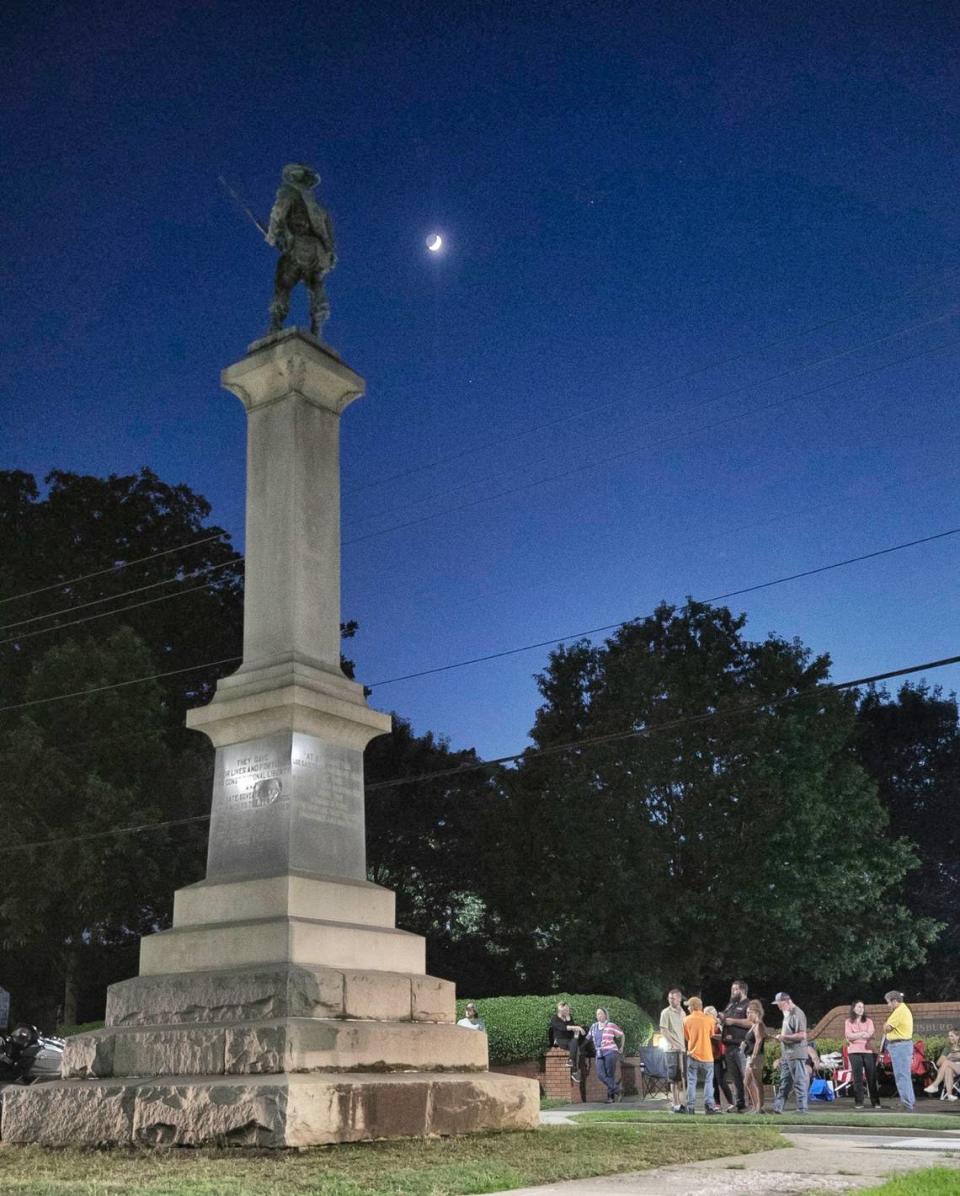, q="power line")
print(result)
[364,652,960,791]
[0,558,241,635]
[366,524,960,689]
[344,268,960,498]
[345,304,959,526]
[0,576,238,648]
[0,656,243,714]
[5,306,953,635]
[7,650,960,854]
[0,533,232,608]
[3,519,958,709]
[342,331,960,547]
